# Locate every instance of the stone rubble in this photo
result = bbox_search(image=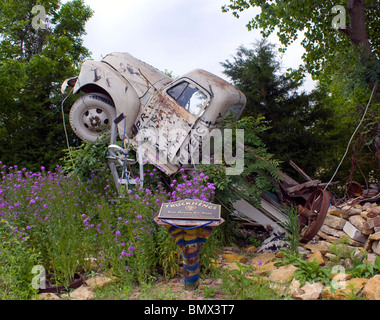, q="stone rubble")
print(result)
[320,201,380,256]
